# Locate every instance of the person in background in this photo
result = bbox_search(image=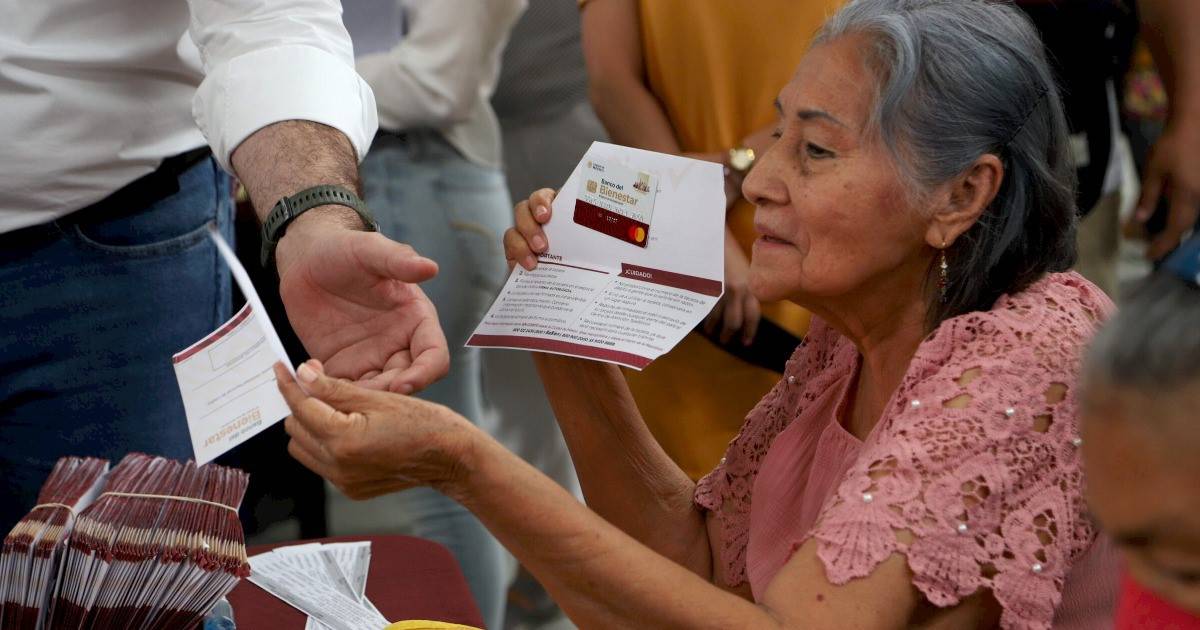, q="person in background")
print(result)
[1013,0,1137,298]
[279,2,1121,626]
[1080,235,1200,629]
[0,0,447,531]
[493,0,610,200]
[339,2,526,627]
[1129,0,1200,261]
[1015,0,1200,297]
[489,1,601,625]
[580,0,843,480]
